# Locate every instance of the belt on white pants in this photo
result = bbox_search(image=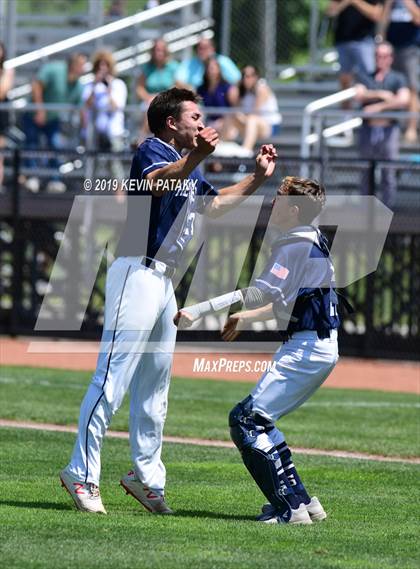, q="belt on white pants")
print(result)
[139,256,176,278]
